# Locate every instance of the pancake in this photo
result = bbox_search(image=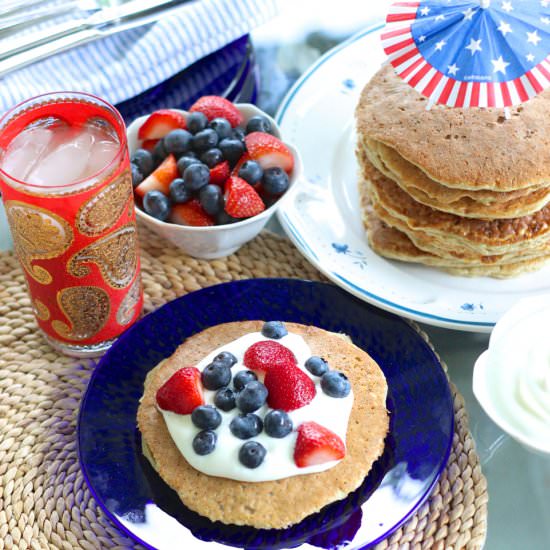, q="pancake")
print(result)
[362,180,550,266]
[363,160,550,256]
[361,198,550,278]
[137,321,389,529]
[356,64,550,191]
[358,140,550,219]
